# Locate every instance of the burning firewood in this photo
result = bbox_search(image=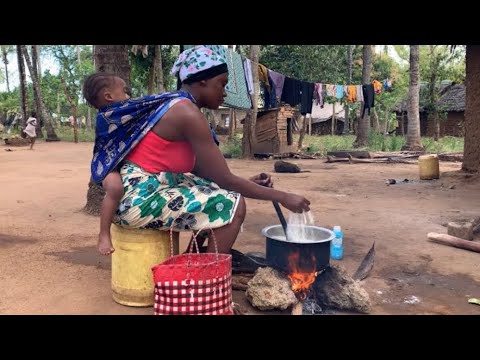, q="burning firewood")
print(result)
[291,302,303,315]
